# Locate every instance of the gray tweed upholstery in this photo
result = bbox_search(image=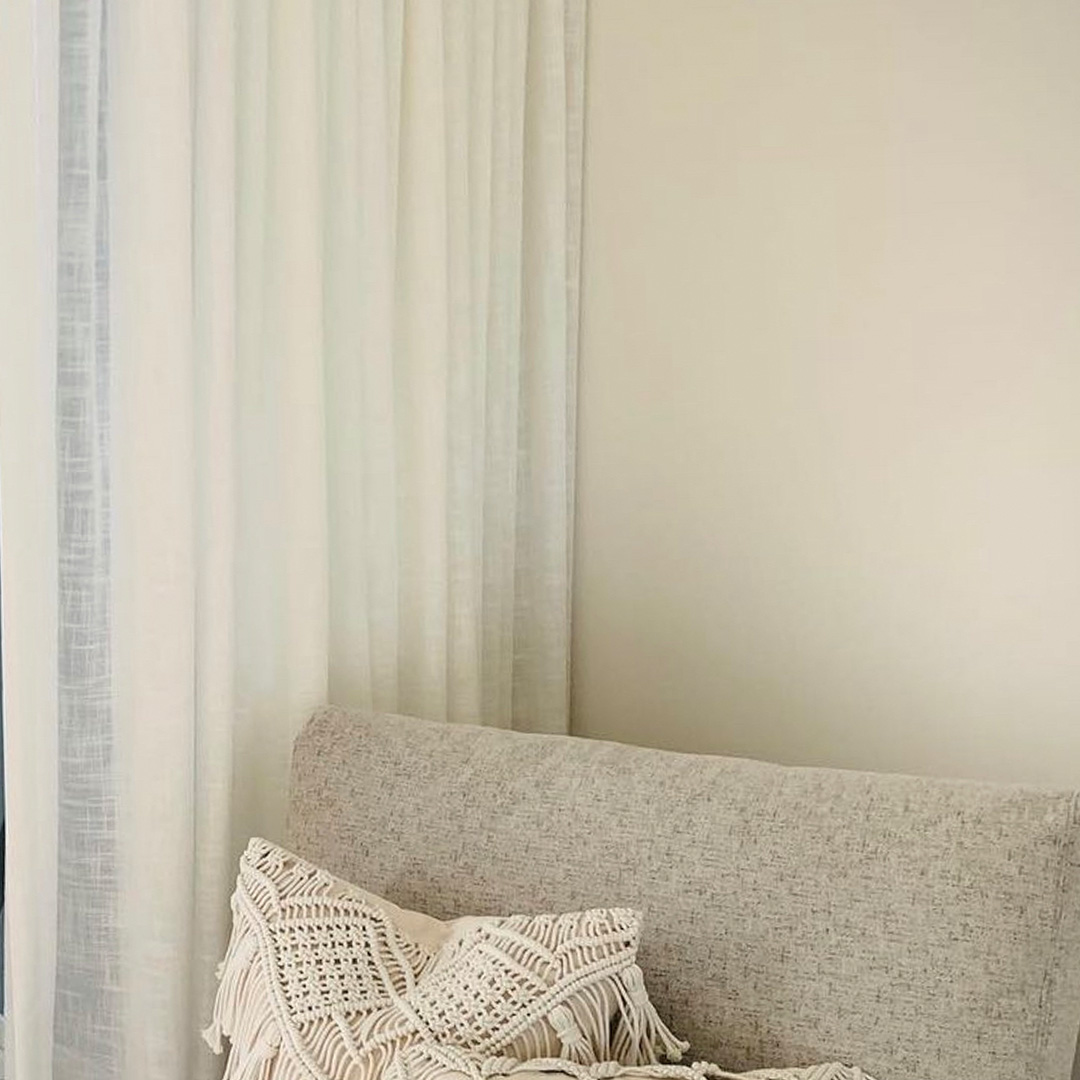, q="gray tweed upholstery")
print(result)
[286,707,1080,1080]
